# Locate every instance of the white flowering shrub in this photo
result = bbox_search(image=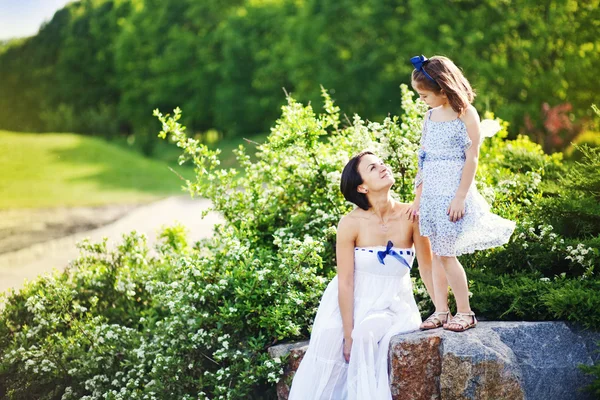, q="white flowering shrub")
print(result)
[0,86,426,399]
[1,86,598,399]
